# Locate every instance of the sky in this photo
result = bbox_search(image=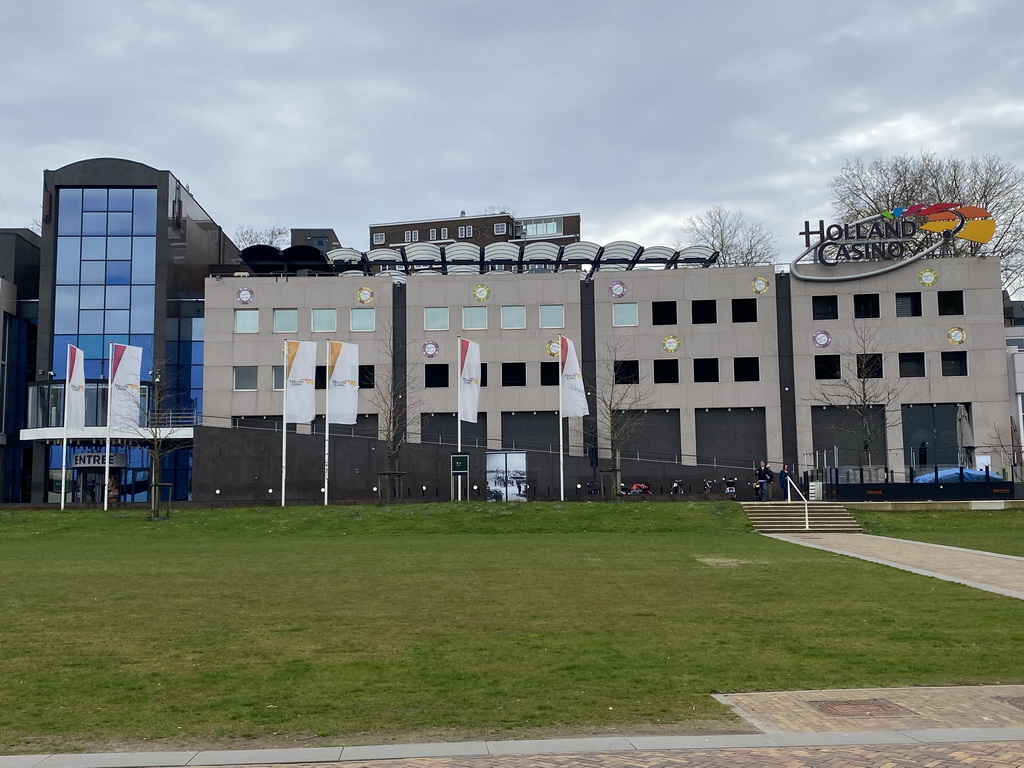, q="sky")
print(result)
[1,0,1023,256]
